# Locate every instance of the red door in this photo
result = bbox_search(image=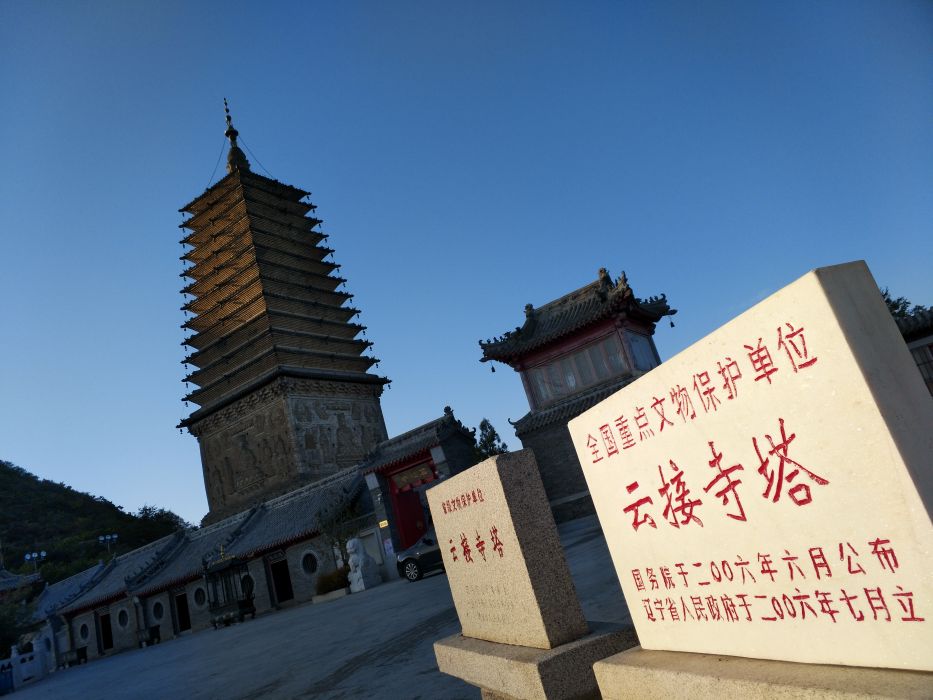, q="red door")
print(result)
[391,488,427,549]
